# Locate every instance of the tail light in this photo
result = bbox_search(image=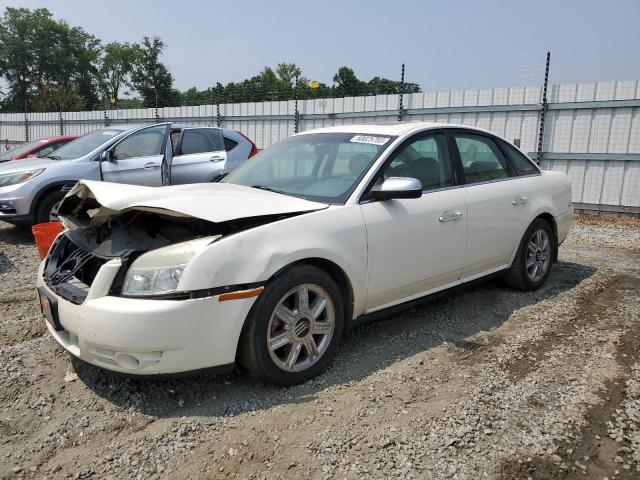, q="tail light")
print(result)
[238,132,259,158]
